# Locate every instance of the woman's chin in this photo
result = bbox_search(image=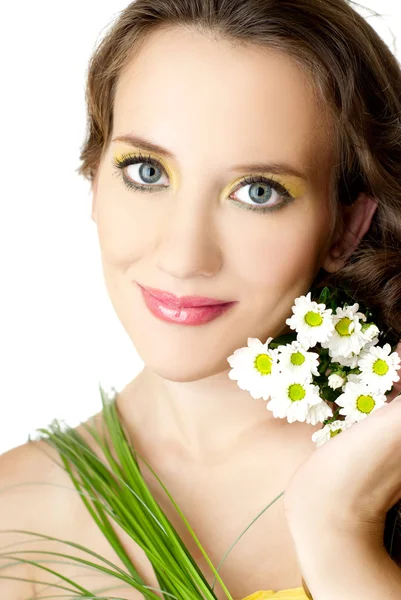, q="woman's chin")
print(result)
[139,354,232,383]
